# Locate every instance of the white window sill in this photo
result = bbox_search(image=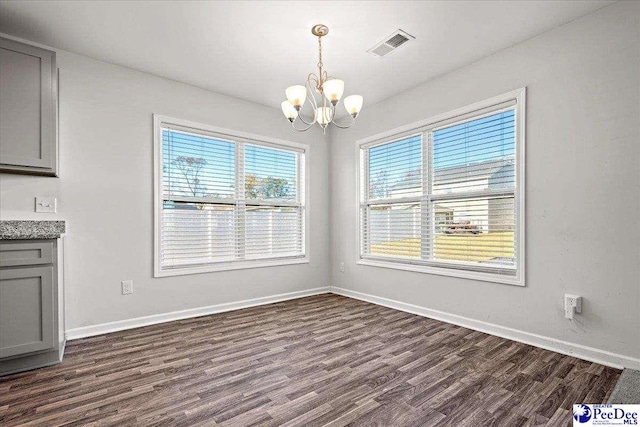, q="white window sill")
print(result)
[356,258,524,287]
[155,257,309,278]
